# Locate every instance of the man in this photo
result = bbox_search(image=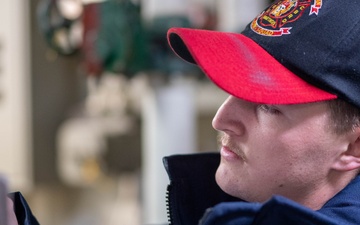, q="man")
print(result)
[164,0,360,224]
